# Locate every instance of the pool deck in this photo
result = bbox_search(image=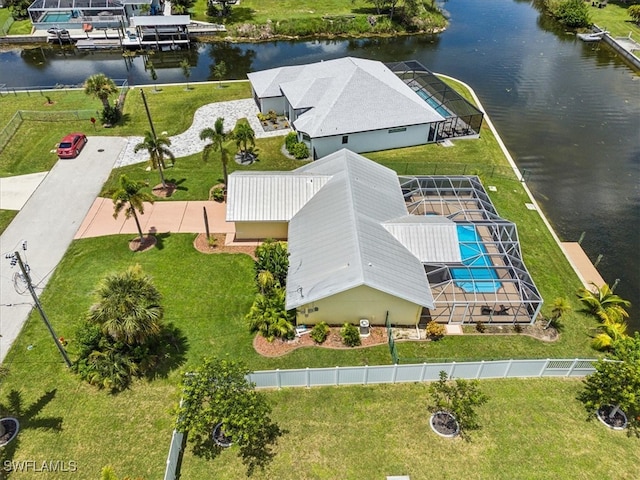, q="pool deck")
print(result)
[560,242,606,291]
